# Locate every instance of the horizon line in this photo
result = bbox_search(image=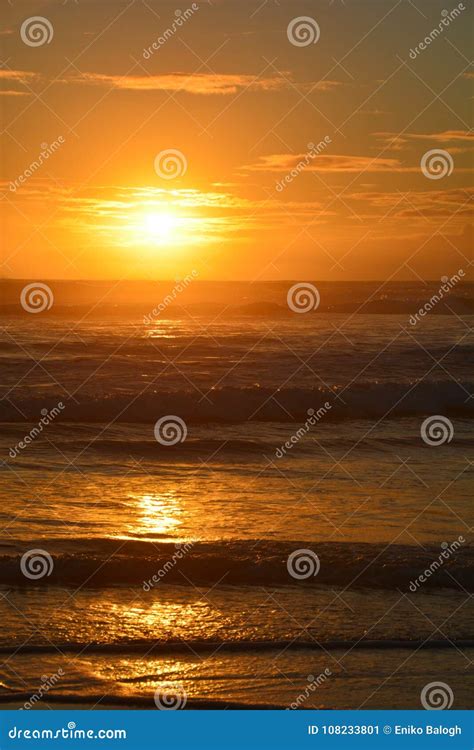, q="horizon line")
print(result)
[1,277,471,284]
